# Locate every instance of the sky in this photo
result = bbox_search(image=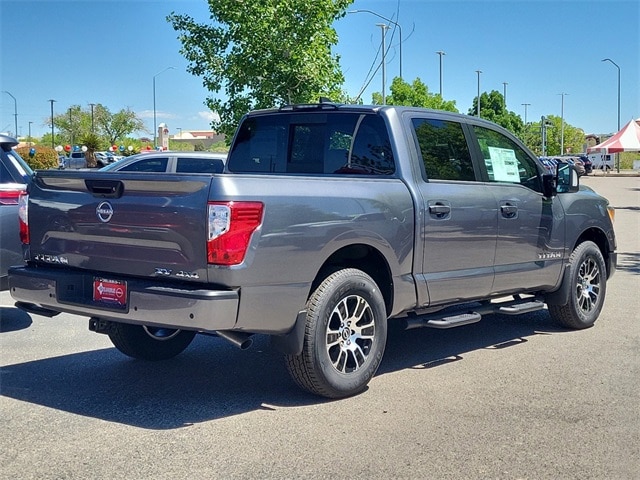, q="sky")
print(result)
[1,0,638,140]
